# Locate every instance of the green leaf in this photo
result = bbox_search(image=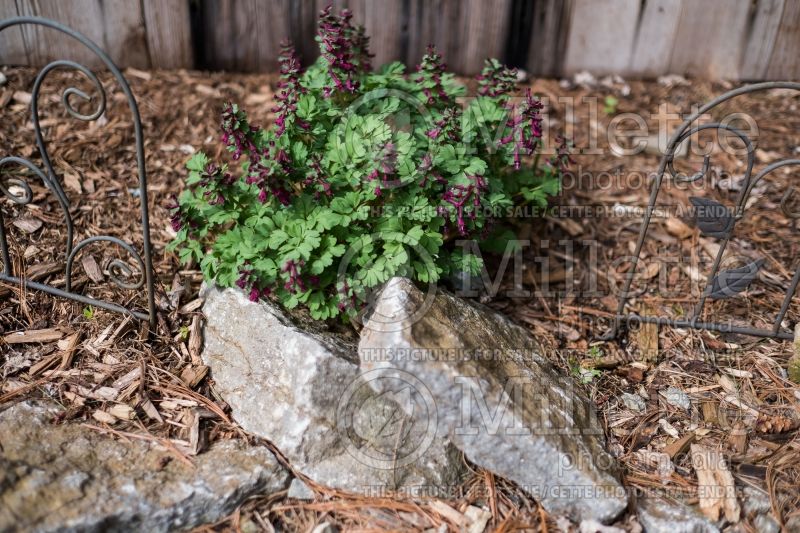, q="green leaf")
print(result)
[186,152,209,172]
[269,230,289,249]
